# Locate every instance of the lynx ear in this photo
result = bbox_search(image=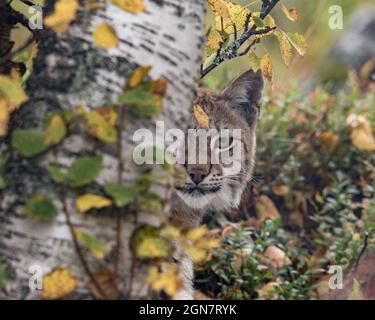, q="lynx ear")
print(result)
[221,69,264,125]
